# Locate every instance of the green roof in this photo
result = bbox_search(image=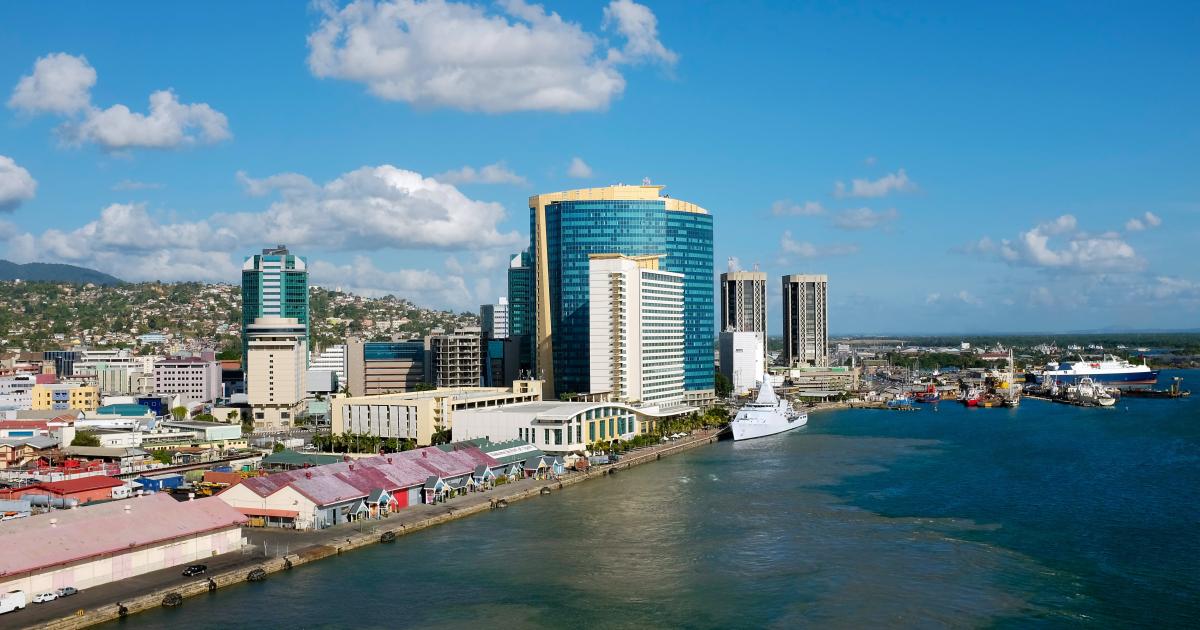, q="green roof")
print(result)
[261,451,343,467]
[439,438,542,466]
[95,403,153,417]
